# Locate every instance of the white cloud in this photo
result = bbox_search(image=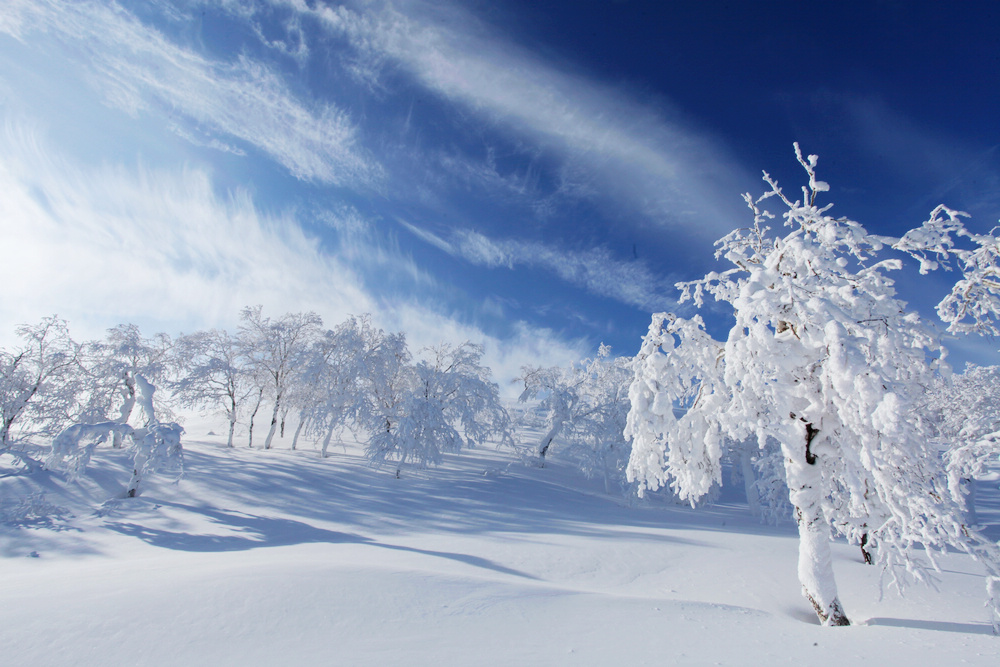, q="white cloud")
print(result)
[451,230,515,270]
[395,218,456,256]
[1,0,379,187]
[308,0,750,233]
[0,119,583,387]
[399,223,675,311]
[0,118,376,341]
